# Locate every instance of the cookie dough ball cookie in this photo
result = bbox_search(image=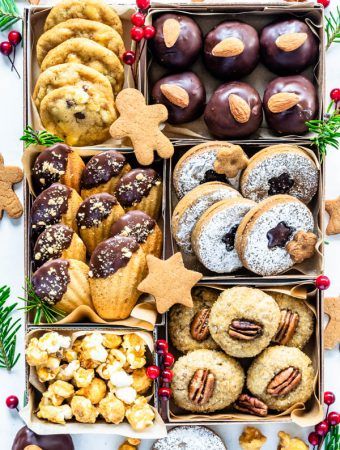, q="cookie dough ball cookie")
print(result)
[172,349,244,413]
[192,198,256,273]
[240,144,319,204]
[169,287,219,353]
[235,195,315,276]
[172,182,241,254]
[209,287,281,358]
[247,346,315,411]
[152,426,226,450]
[271,293,314,348]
